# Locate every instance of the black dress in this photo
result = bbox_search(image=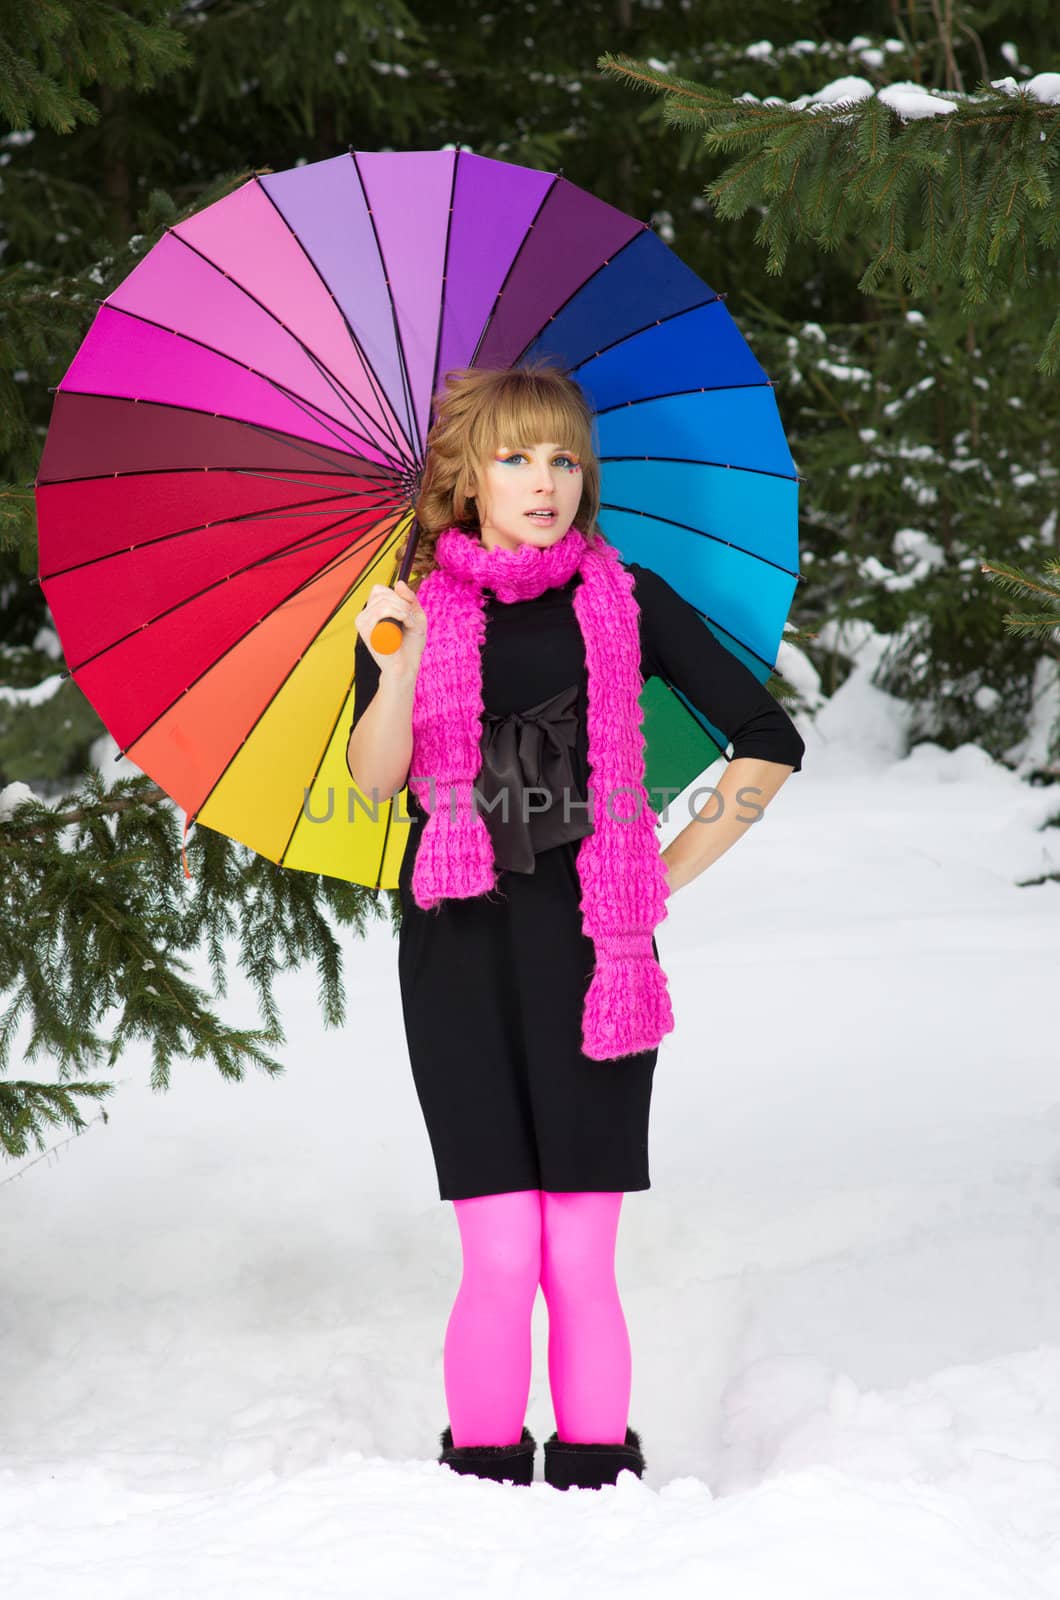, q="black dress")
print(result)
[351,562,805,1202]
